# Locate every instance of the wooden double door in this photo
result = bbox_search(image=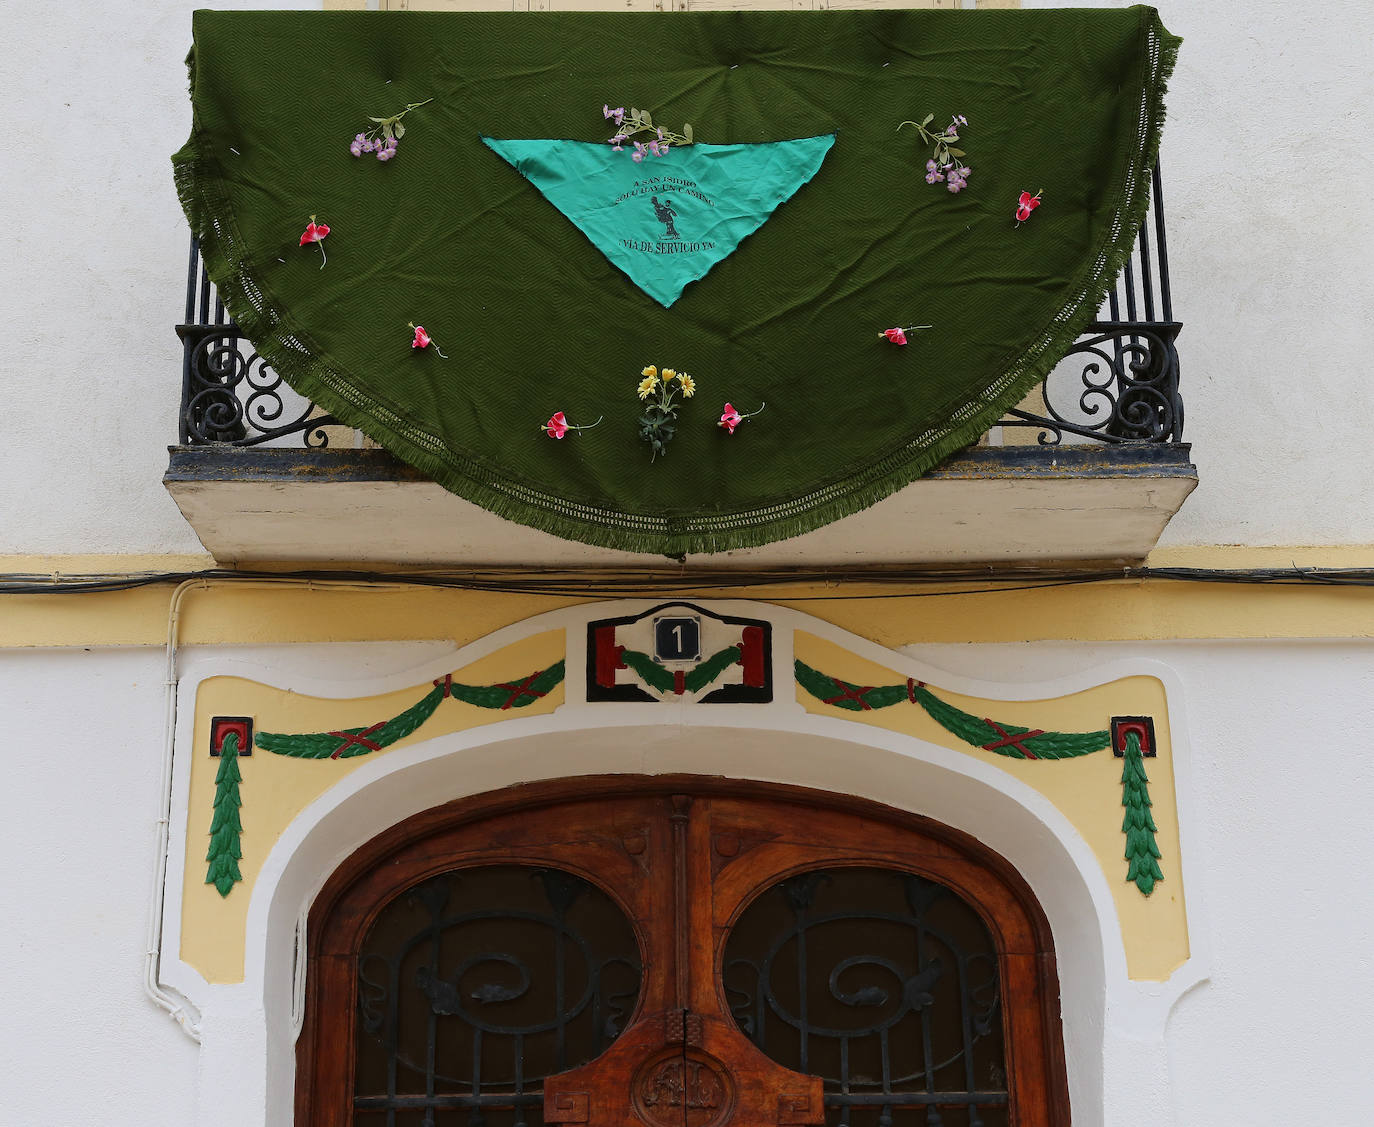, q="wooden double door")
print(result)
[298,778,1067,1127]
